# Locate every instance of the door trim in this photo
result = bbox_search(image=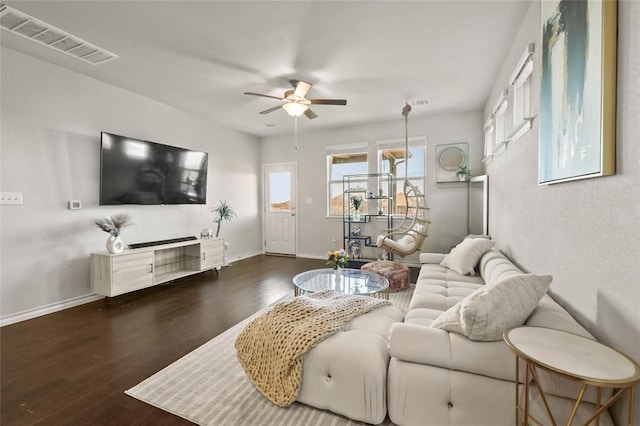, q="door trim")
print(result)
[262,162,298,256]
